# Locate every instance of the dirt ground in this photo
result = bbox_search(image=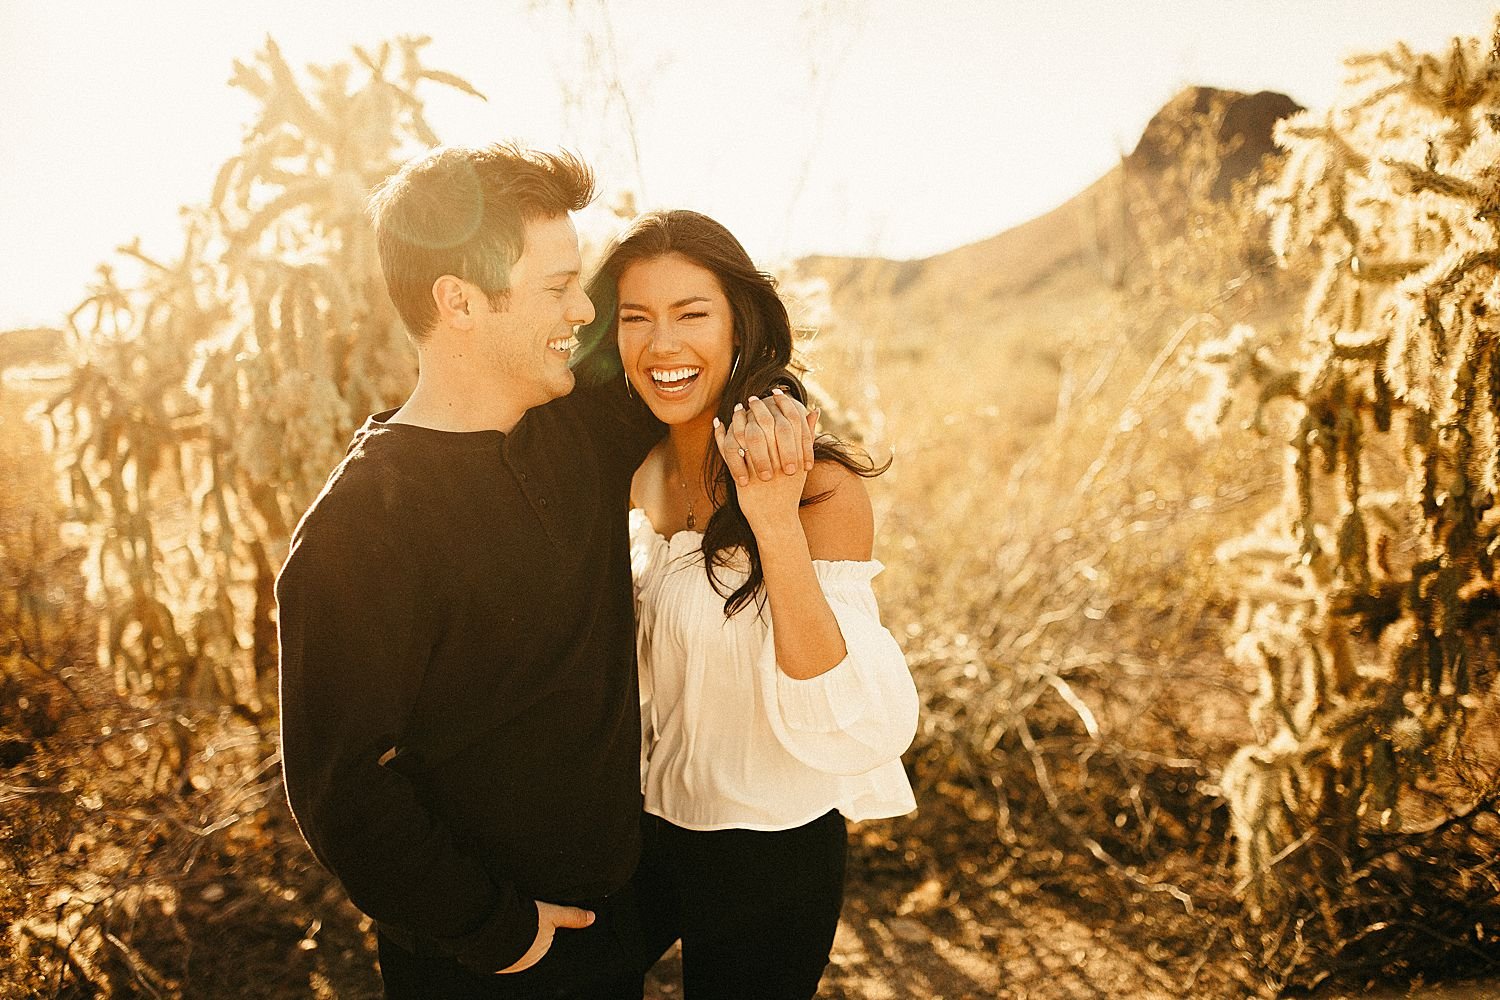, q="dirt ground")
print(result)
[153,813,1500,1000]
[35,780,1474,1000]
[157,816,1242,1000]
